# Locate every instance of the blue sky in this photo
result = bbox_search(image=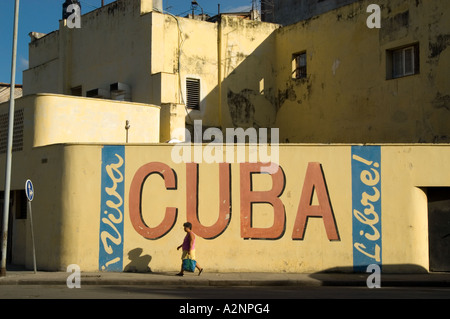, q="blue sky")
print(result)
[0,0,254,85]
